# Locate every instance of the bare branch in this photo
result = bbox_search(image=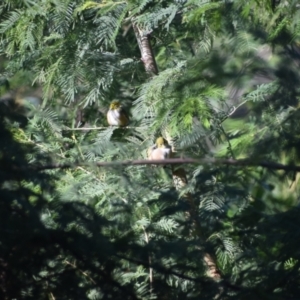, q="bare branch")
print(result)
[13,158,300,173]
